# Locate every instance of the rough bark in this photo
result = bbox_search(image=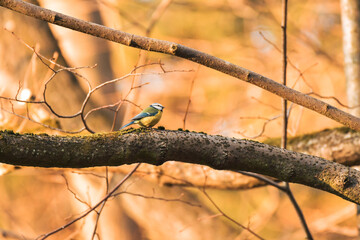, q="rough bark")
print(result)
[1,0,360,131]
[119,127,360,190]
[1,129,360,204]
[286,127,360,166]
